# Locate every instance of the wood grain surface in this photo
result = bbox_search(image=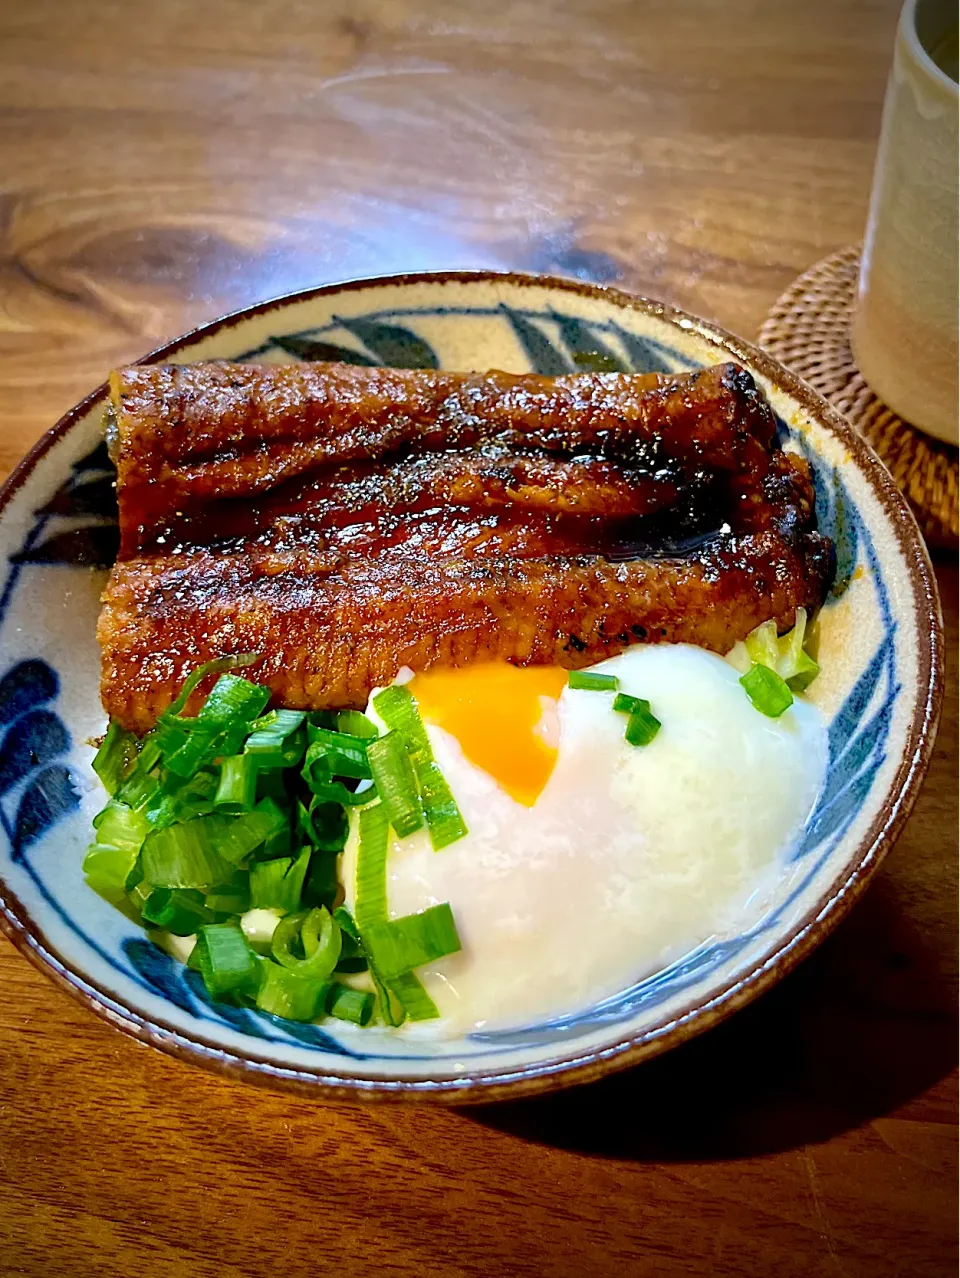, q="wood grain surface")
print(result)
[0,1,956,1274]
